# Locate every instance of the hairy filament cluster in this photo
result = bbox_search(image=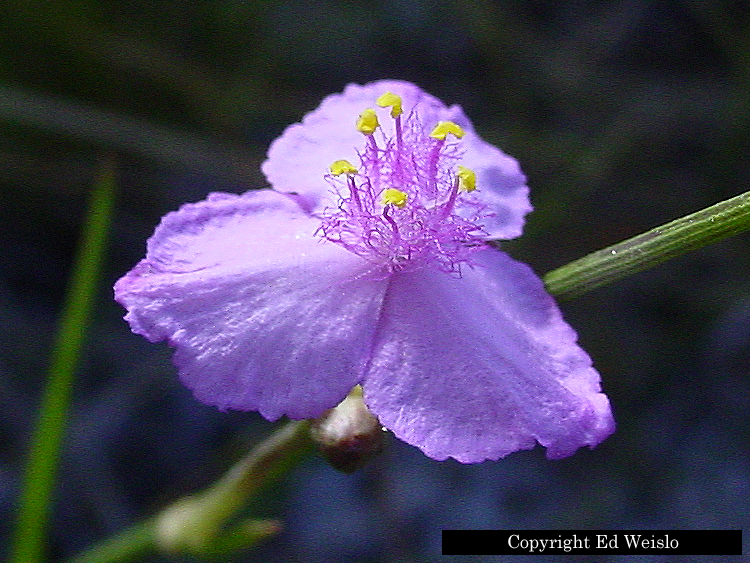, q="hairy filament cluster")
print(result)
[317,93,489,273]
